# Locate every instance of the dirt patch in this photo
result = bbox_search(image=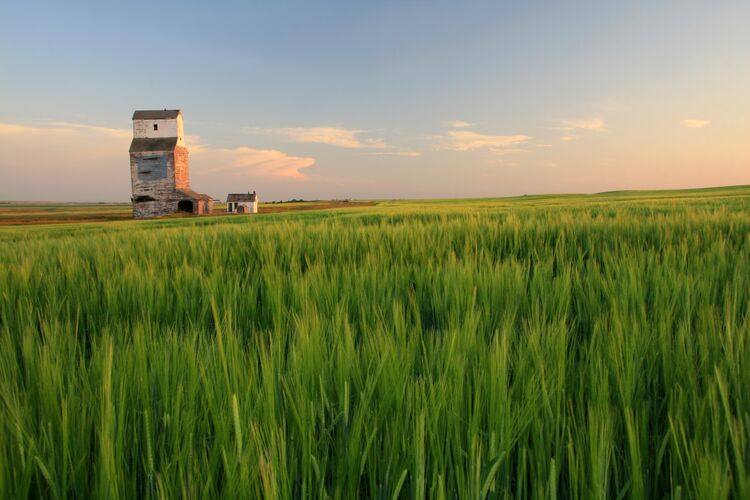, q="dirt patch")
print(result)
[0,213,133,226]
